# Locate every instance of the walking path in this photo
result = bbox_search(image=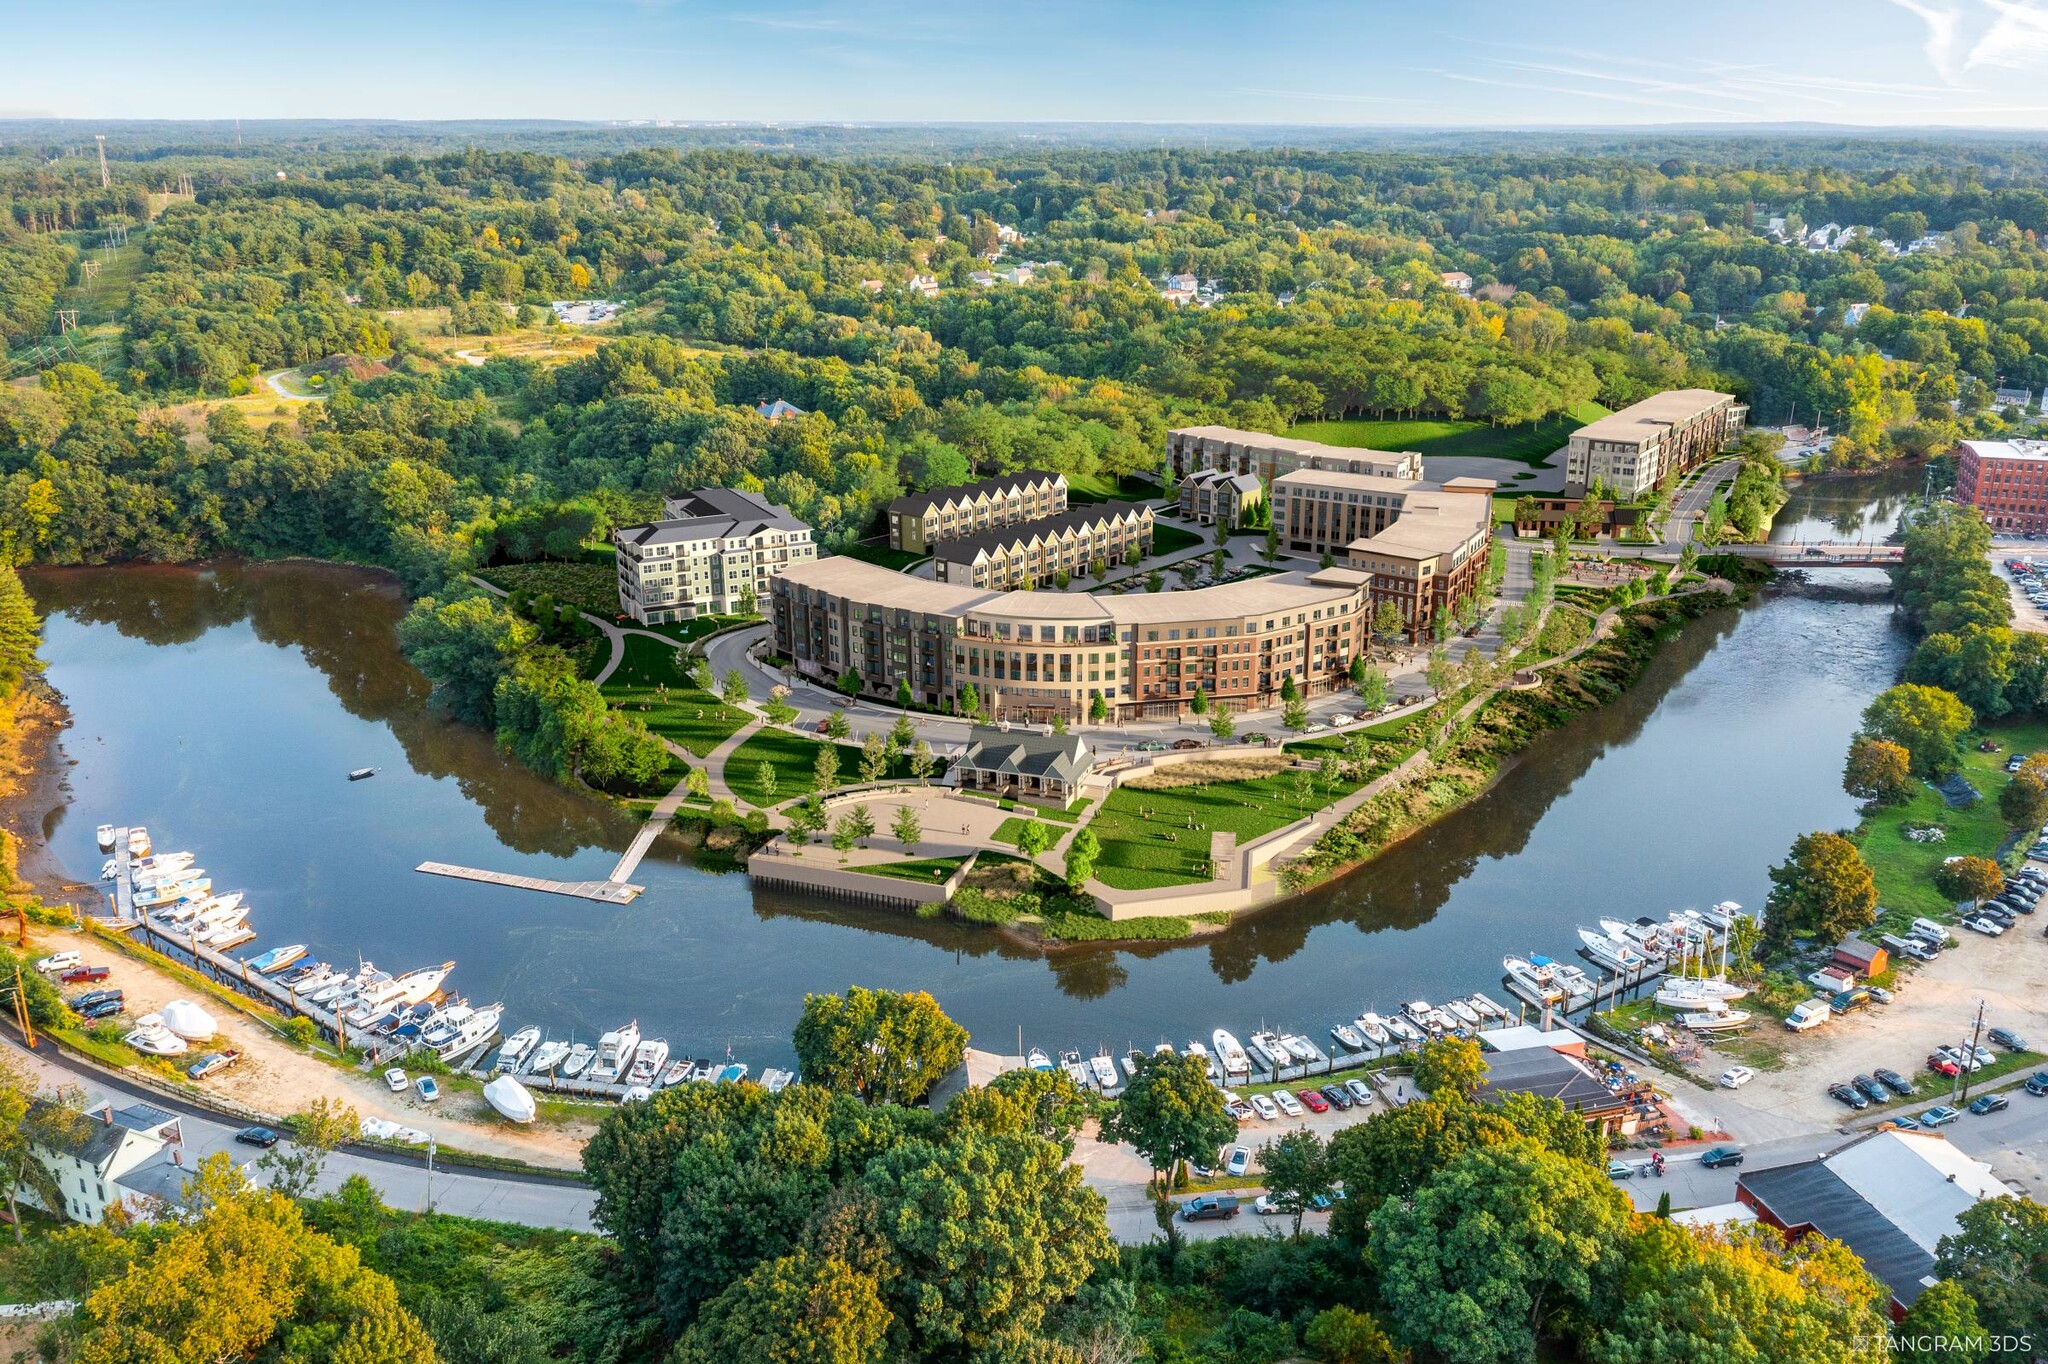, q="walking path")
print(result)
[701,718,767,805]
